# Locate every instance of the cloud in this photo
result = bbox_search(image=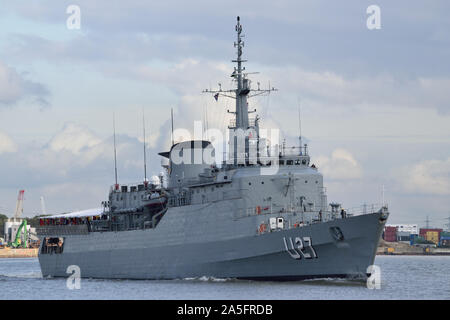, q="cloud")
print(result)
[48,122,101,155]
[0,61,50,107]
[268,66,450,114]
[0,122,162,189]
[0,131,17,154]
[396,157,450,195]
[314,149,362,180]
